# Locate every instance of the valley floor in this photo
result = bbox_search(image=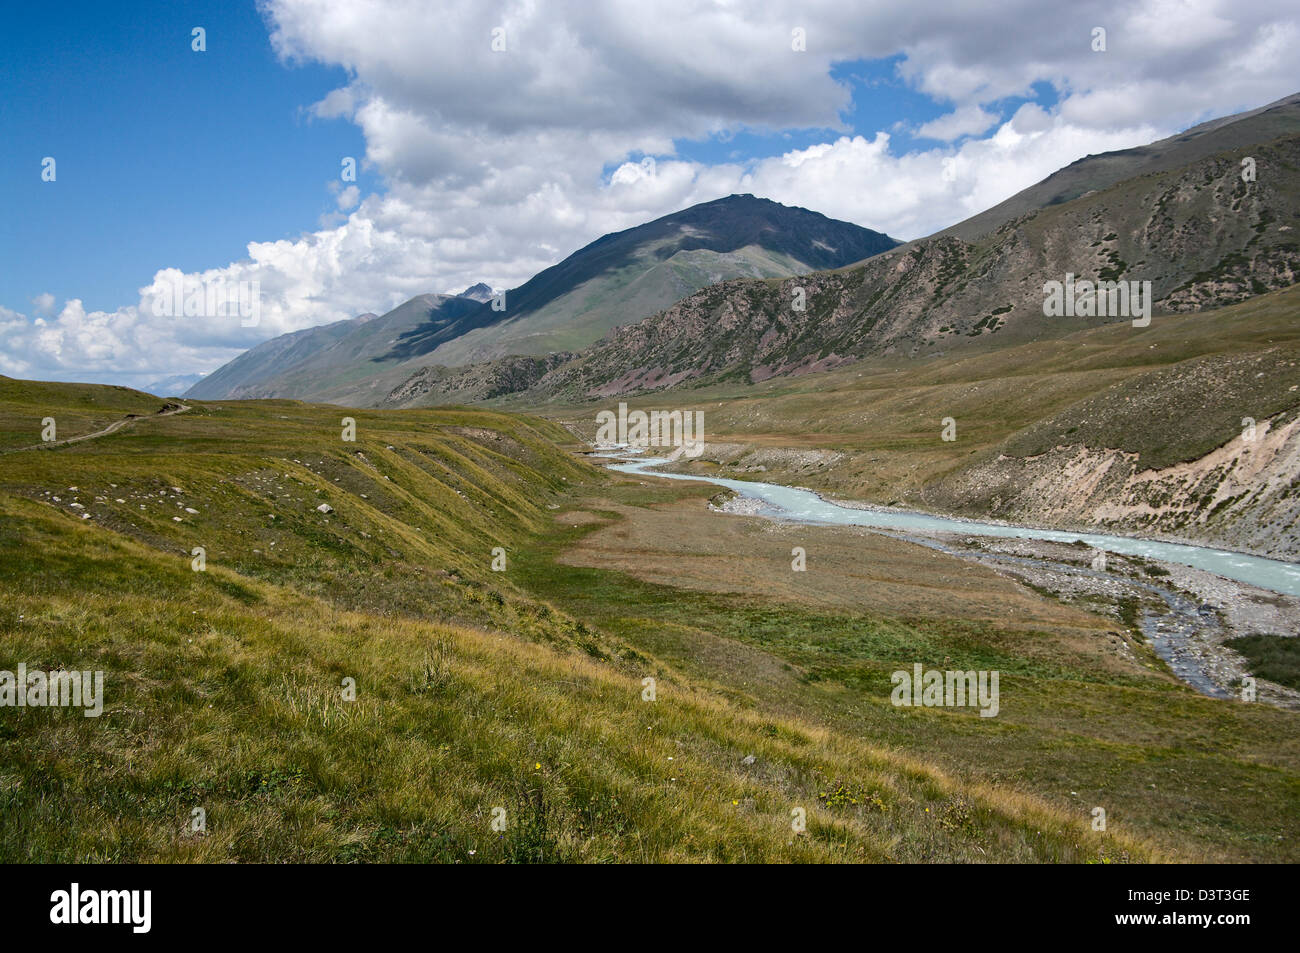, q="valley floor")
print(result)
[534,467,1300,862]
